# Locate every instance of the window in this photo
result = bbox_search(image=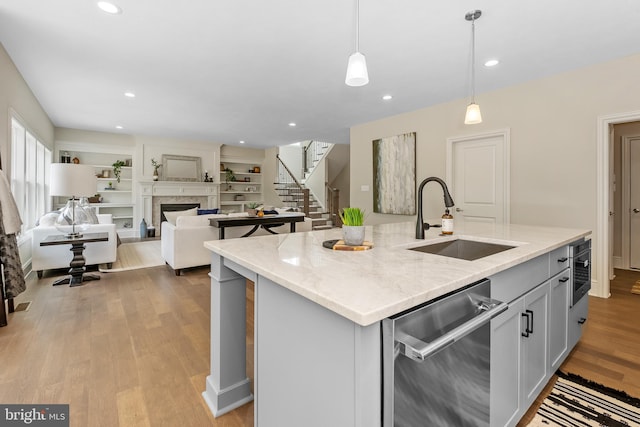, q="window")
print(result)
[10,116,51,233]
